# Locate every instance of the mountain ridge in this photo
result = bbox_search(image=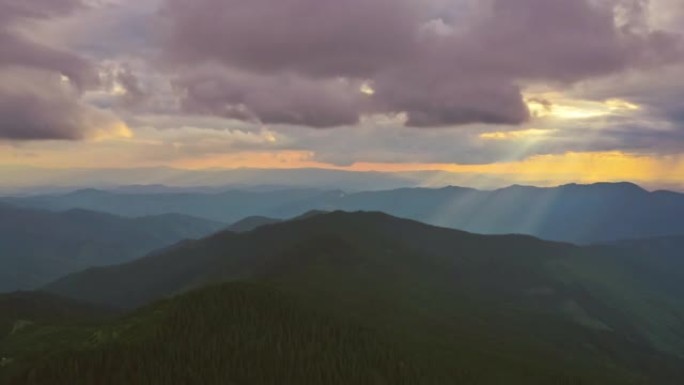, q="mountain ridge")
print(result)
[32,210,684,383]
[5,182,682,243]
[0,204,226,292]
